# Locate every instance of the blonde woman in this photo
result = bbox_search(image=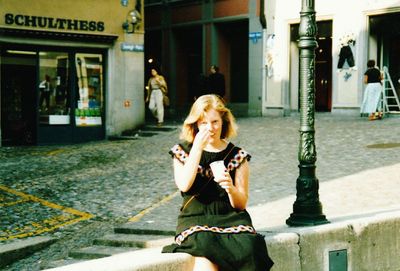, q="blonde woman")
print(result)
[146,68,167,126]
[162,95,273,271]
